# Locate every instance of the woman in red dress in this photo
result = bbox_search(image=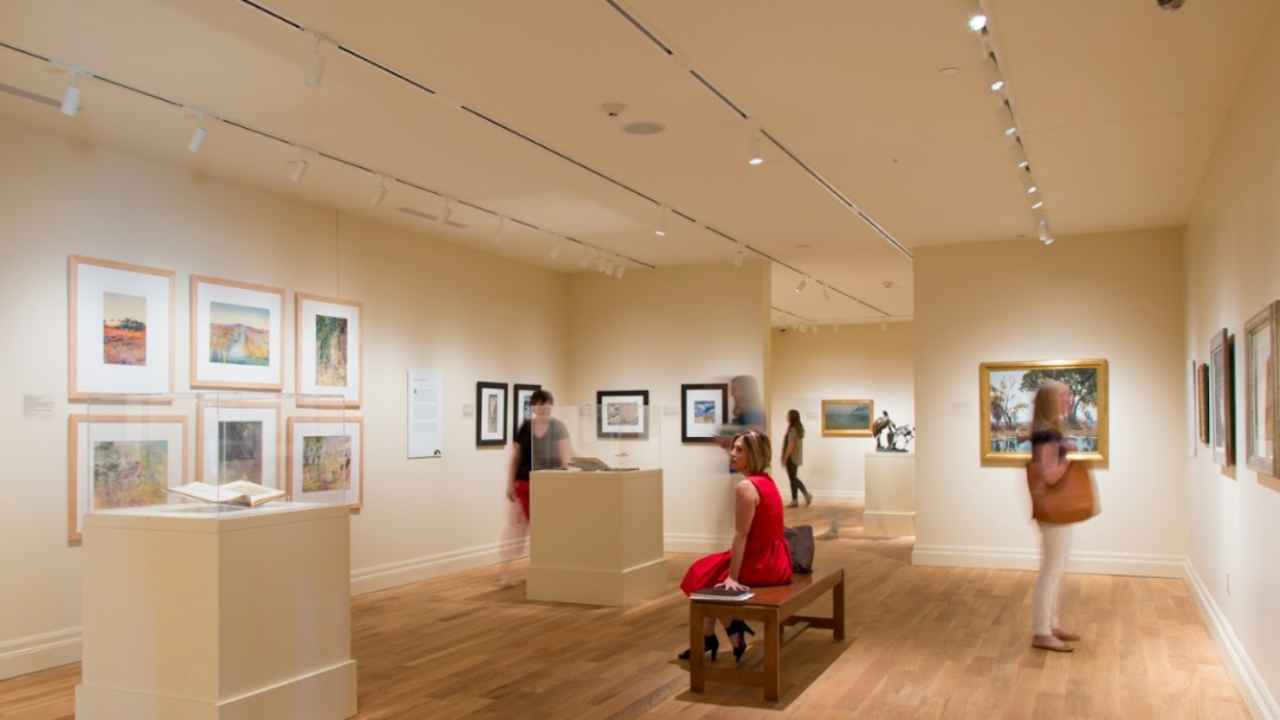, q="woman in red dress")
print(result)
[679,430,792,662]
